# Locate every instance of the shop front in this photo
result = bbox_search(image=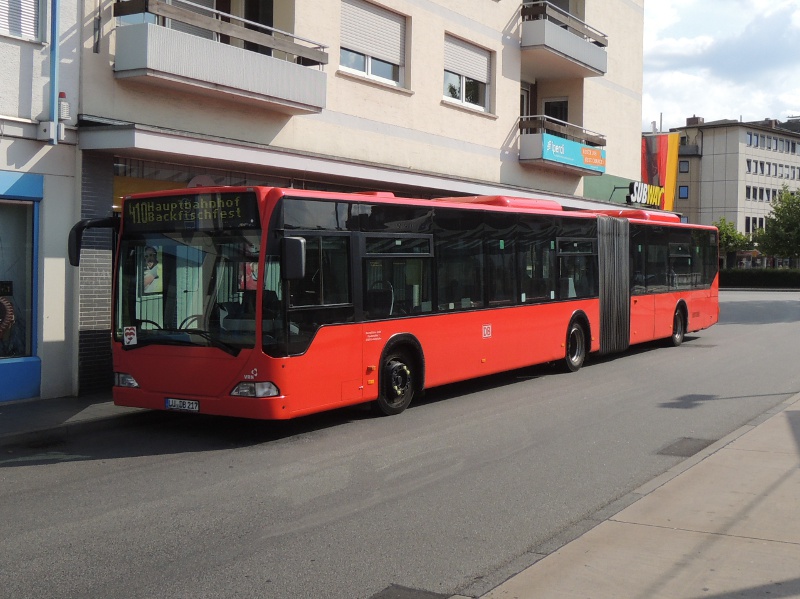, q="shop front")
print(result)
[0,171,41,402]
